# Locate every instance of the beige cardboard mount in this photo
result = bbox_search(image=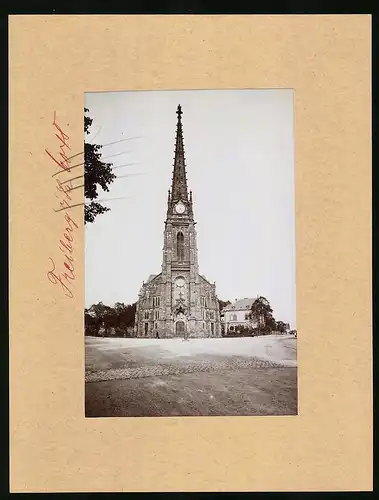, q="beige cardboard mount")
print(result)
[9,15,372,492]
